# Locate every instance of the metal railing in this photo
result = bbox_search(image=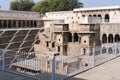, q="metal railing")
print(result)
[0,43,120,80]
